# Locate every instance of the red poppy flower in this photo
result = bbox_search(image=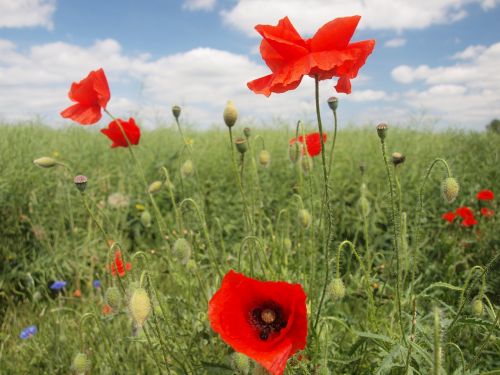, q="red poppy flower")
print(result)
[456,206,474,219]
[208,270,307,375]
[109,250,132,277]
[477,189,494,201]
[247,16,375,96]
[442,212,456,223]
[480,207,494,217]
[101,118,141,148]
[289,132,327,157]
[102,304,113,315]
[61,68,110,125]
